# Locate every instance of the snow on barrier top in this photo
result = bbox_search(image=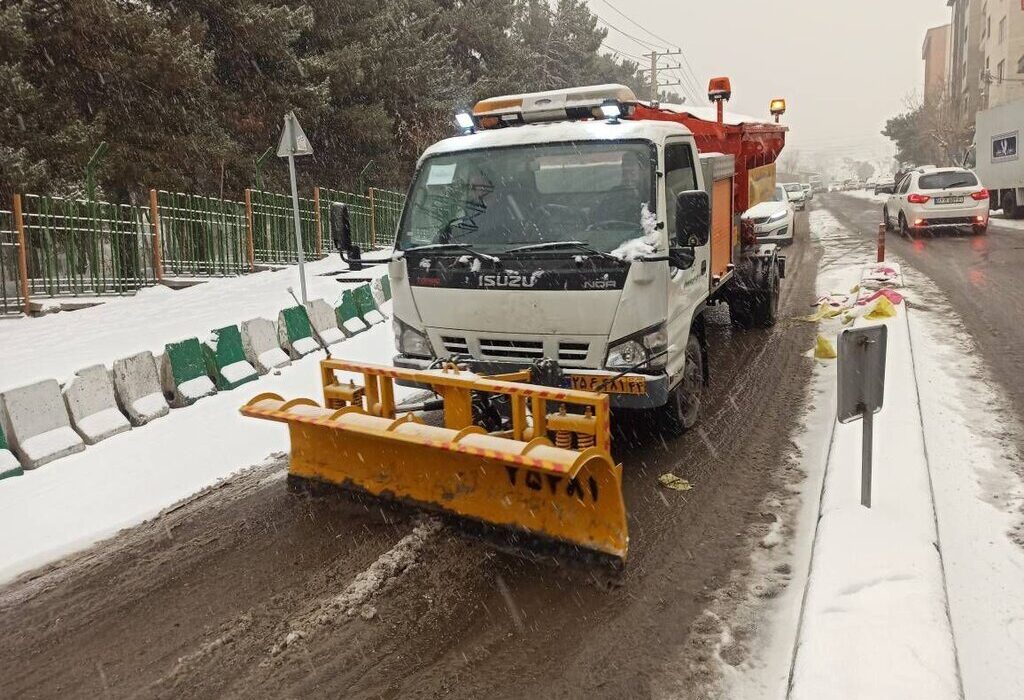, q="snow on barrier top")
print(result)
[353,284,385,325]
[790,270,961,699]
[241,317,291,375]
[162,338,217,408]
[277,306,320,358]
[203,325,258,391]
[112,351,170,426]
[336,291,369,336]
[0,379,85,469]
[0,424,23,479]
[304,299,345,347]
[63,364,131,445]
